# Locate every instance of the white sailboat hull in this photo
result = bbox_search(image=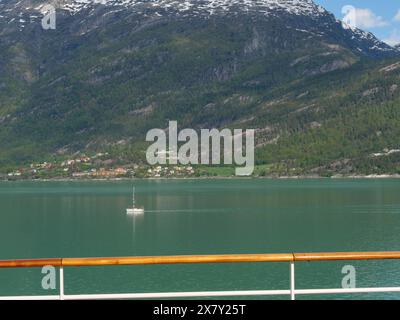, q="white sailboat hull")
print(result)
[126,208,144,215]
